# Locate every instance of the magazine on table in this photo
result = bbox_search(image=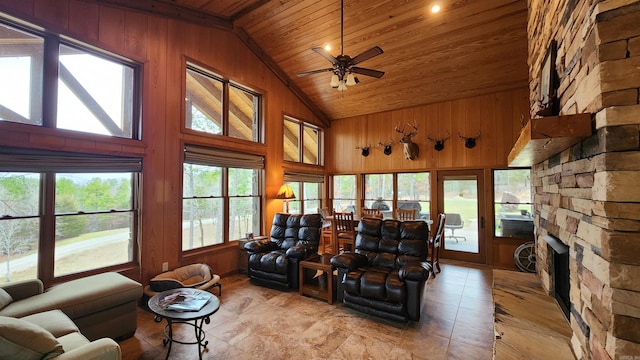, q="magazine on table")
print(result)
[159,289,212,312]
